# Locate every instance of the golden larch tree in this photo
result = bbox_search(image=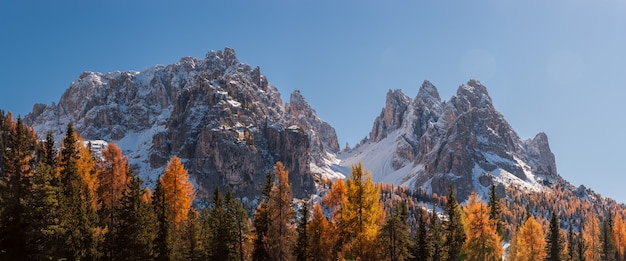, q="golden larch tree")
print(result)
[307,202,333,261]
[342,163,383,261]
[160,156,195,225]
[462,192,503,261]
[266,161,295,261]
[77,137,99,210]
[514,215,546,261]
[97,143,129,213]
[583,212,601,261]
